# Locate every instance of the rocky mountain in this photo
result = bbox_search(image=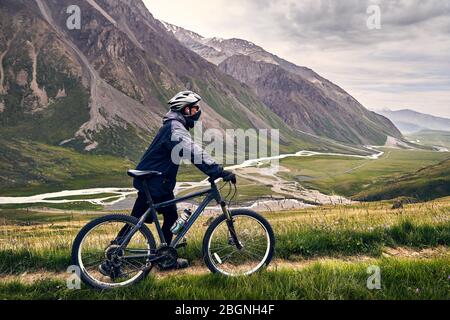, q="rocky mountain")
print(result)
[378,109,450,134]
[0,0,410,195]
[0,0,314,162]
[164,22,403,146]
[3,0,395,194]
